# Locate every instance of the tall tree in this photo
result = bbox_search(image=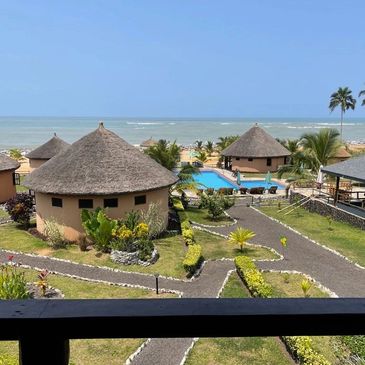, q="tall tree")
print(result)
[145,139,180,170]
[204,141,215,156]
[359,88,365,106]
[216,135,239,152]
[329,87,356,139]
